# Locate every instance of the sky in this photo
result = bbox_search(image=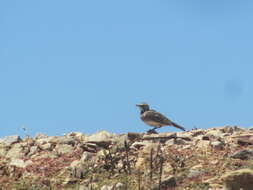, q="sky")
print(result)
[0,1,253,138]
